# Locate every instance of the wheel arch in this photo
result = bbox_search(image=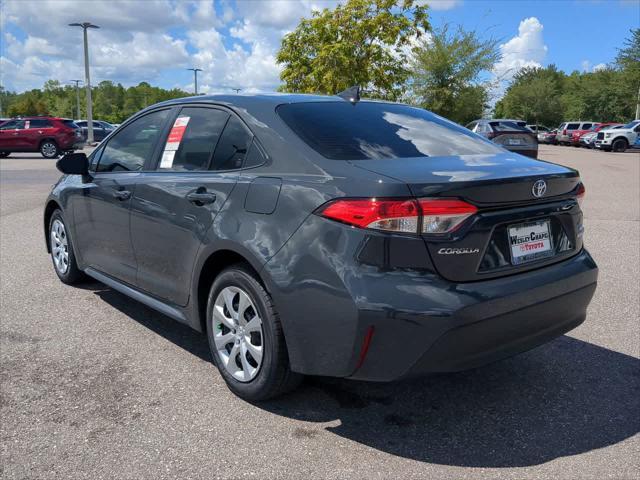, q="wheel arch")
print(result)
[43,199,62,252]
[194,248,268,333]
